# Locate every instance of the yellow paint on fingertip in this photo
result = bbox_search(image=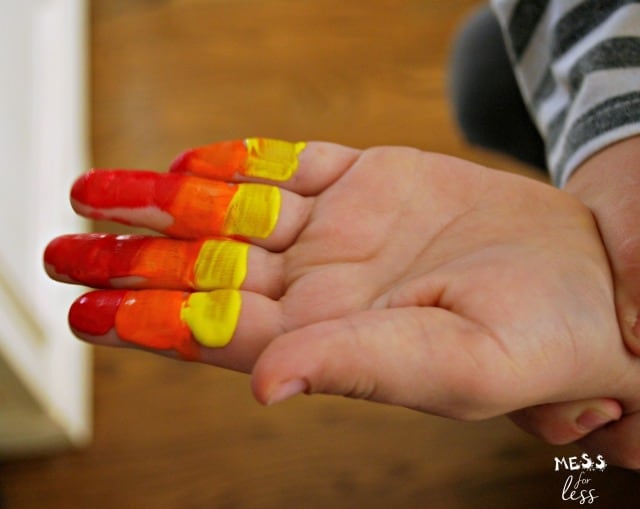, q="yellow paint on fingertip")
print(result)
[245,138,306,181]
[193,240,249,289]
[180,290,241,348]
[223,184,280,238]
